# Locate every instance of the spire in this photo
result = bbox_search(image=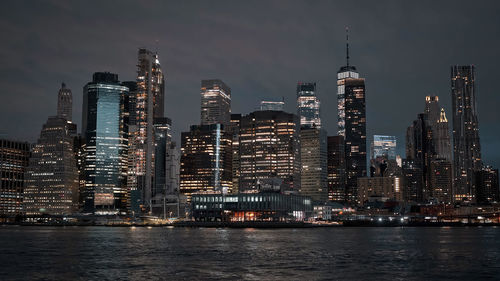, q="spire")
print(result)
[439,108,448,123]
[346,26,350,67]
